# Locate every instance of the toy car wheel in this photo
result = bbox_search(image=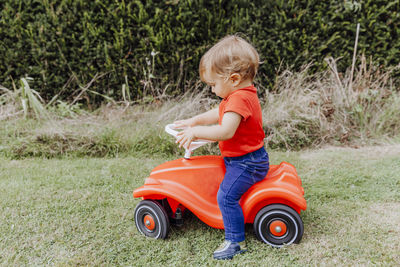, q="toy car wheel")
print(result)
[134,200,170,239]
[254,204,304,247]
